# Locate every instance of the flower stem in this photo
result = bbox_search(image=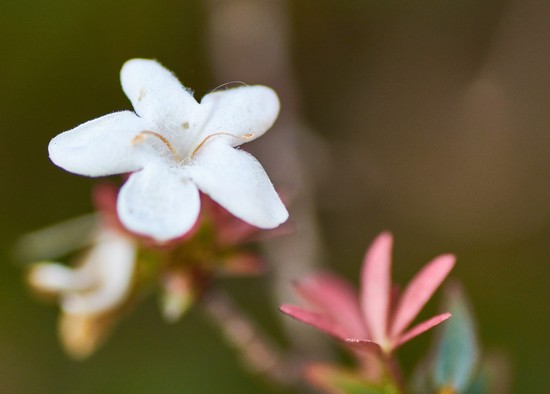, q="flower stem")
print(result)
[382,354,407,394]
[201,289,299,387]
